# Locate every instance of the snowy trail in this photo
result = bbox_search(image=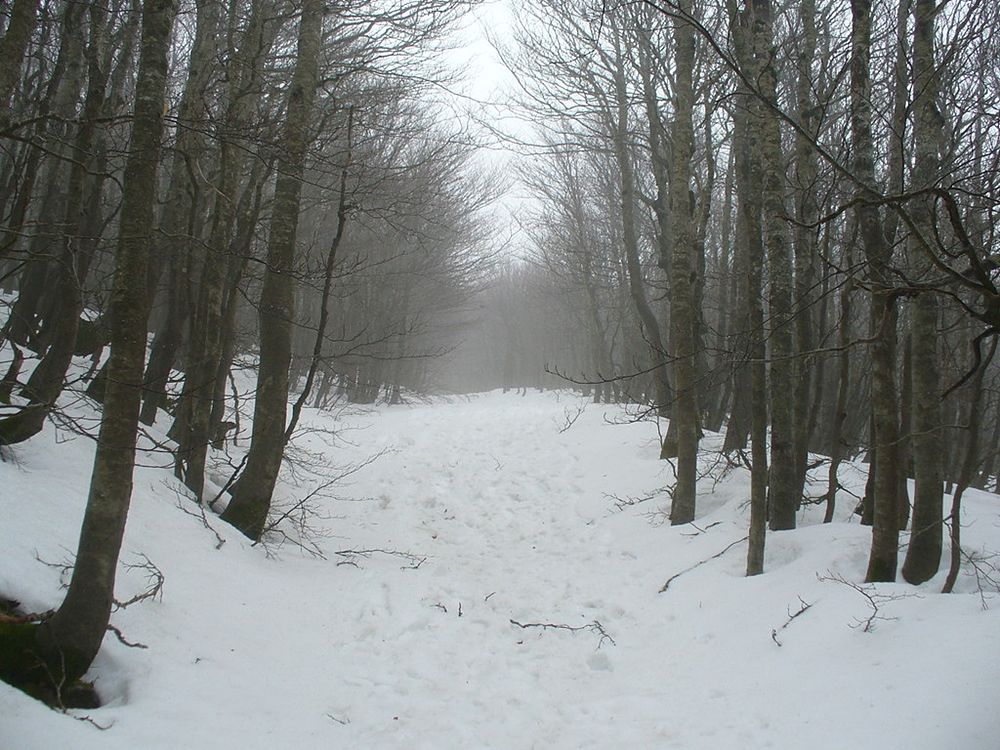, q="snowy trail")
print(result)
[3,391,1000,749]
